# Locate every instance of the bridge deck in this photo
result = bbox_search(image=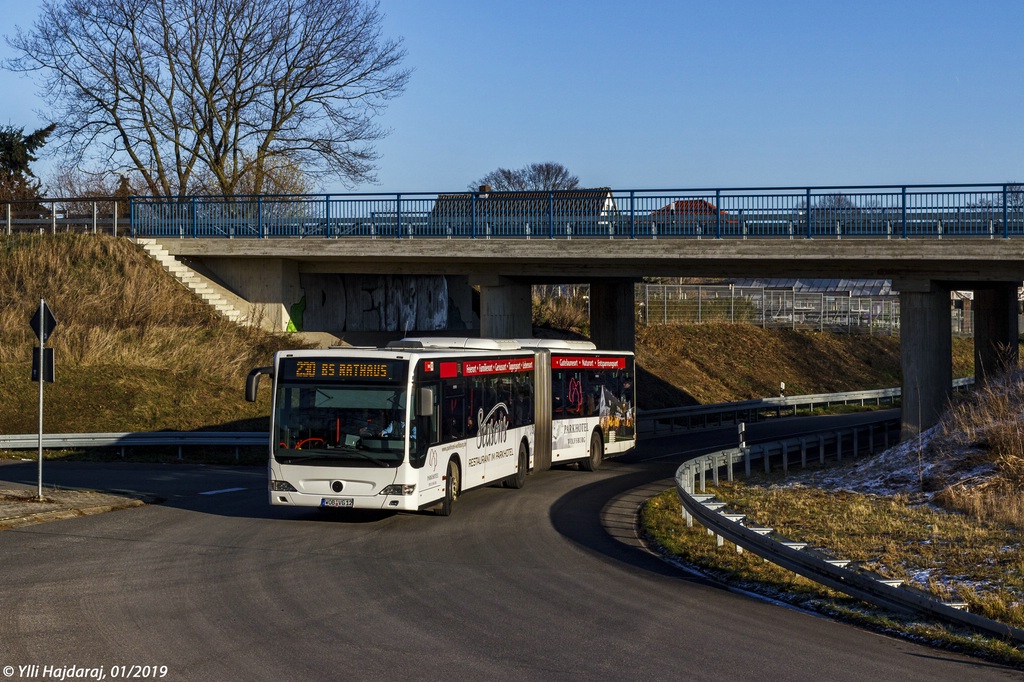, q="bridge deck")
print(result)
[159,236,1024,284]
